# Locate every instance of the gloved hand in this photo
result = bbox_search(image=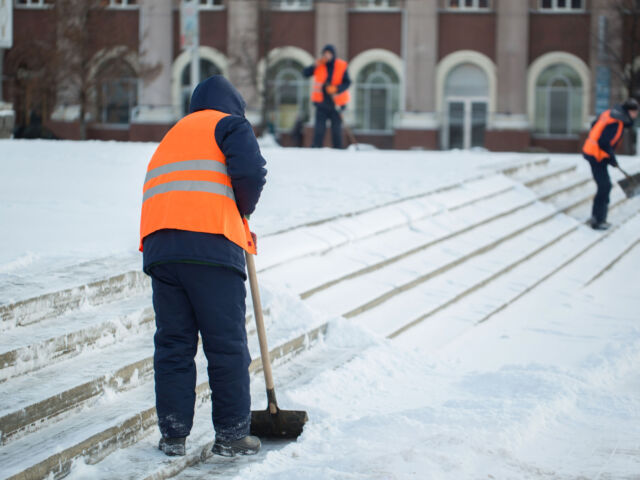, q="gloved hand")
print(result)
[251,231,258,253]
[326,85,338,94]
[608,156,619,168]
